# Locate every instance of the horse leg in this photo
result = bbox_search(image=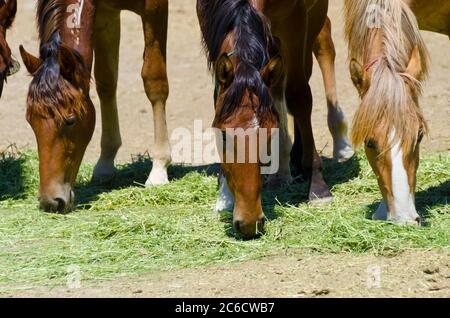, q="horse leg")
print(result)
[313,17,354,162]
[286,77,332,203]
[266,88,293,188]
[142,0,171,186]
[92,6,122,183]
[290,120,304,178]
